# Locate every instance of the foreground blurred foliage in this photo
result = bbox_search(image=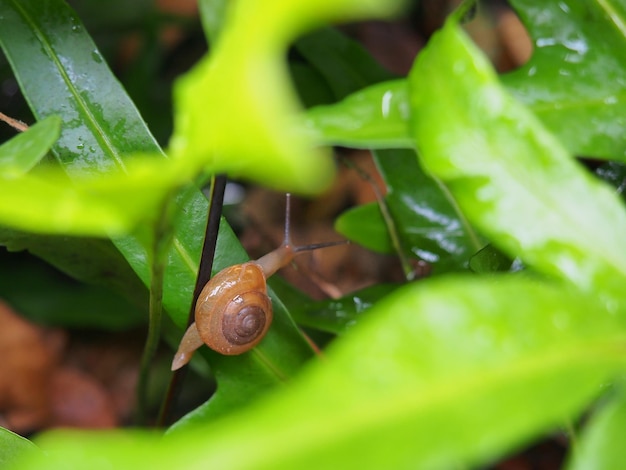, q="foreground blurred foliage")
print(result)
[2,0,626,469]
